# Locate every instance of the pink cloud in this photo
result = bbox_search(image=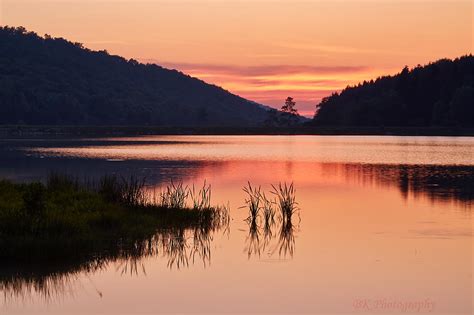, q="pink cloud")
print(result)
[144,60,369,77]
[141,59,372,117]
